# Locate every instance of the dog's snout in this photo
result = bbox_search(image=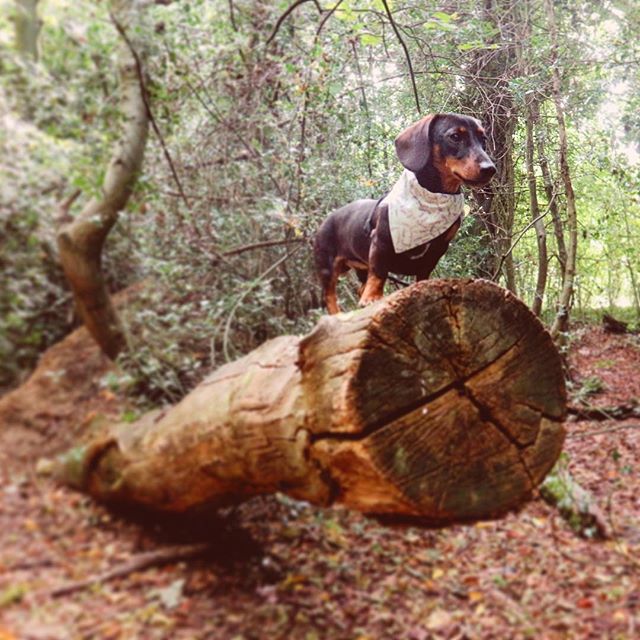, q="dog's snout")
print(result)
[479,162,496,180]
